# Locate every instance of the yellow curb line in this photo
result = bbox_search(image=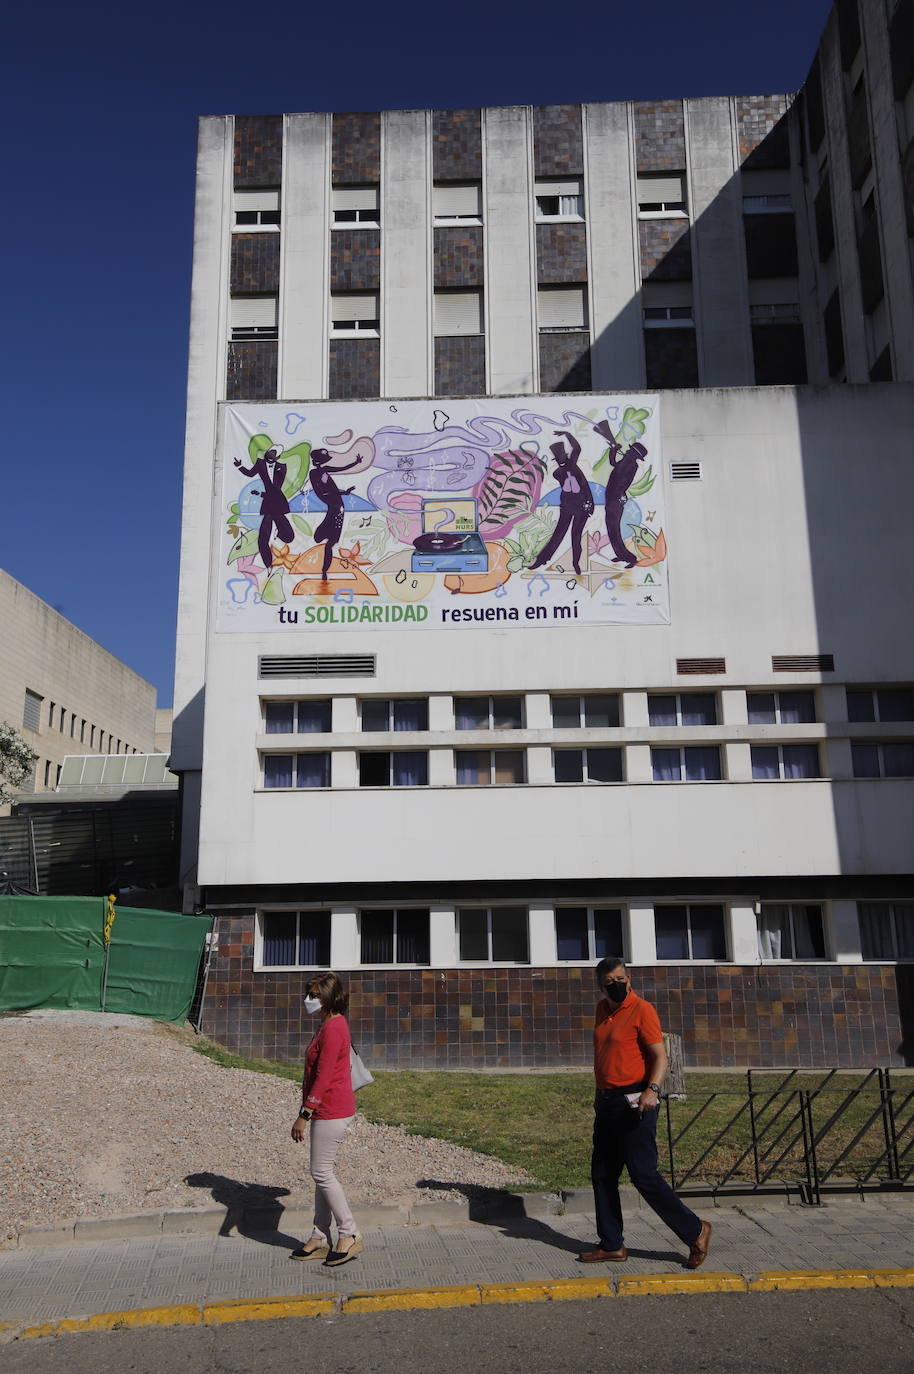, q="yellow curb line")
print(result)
[5,1269,914,1337]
